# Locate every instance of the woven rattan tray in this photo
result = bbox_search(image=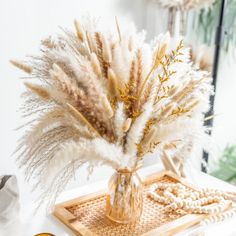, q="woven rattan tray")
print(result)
[53,171,207,236]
